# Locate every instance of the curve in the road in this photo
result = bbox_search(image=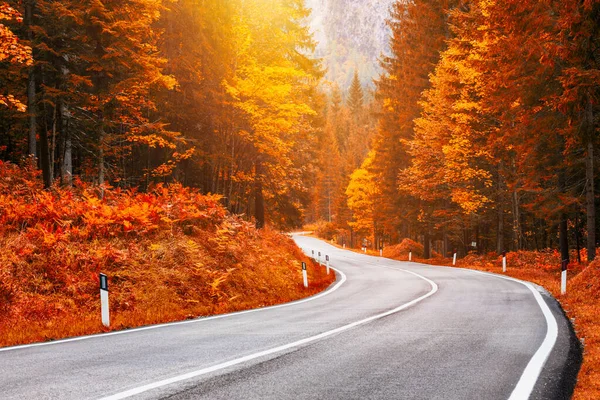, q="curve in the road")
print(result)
[465,270,558,400]
[0,263,348,354]
[99,267,438,400]
[0,235,579,400]
[344,256,559,400]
